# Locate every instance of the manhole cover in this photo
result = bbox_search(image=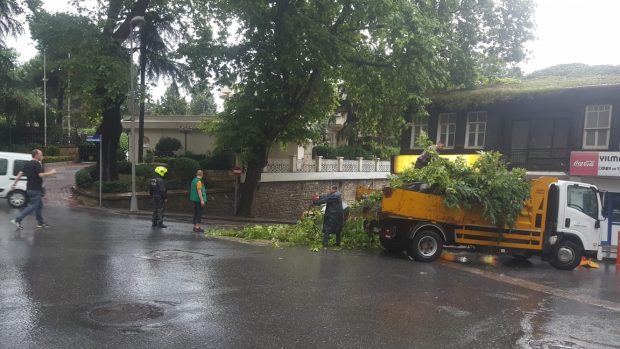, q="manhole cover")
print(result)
[89,303,164,323]
[136,249,212,262]
[78,300,178,331]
